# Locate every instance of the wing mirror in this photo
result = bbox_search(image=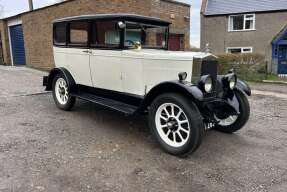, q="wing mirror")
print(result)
[118,21,126,29]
